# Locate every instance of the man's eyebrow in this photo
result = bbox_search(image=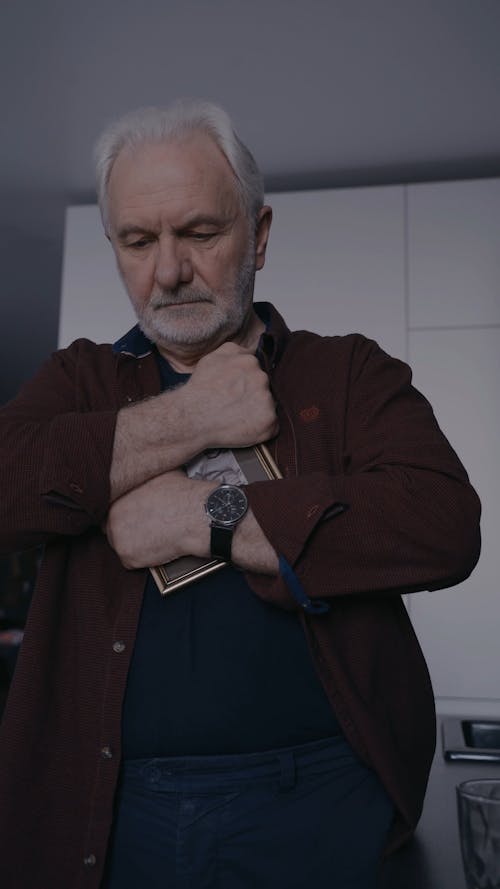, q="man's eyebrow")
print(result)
[116,215,230,240]
[178,213,230,230]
